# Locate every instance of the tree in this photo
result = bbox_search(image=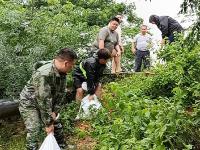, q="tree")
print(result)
[180,0,200,47]
[0,0,141,98]
[144,0,199,46]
